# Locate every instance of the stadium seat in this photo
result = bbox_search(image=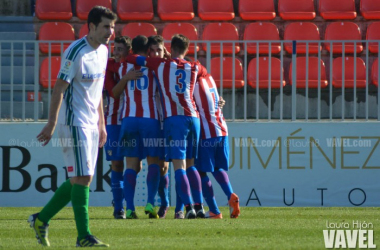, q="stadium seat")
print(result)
[76,0,112,20]
[278,0,316,20]
[244,22,281,55]
[239,0,276,20]
[324,22,363,54]
[202,23,240,54]
[117,0,154,21]
[210,57,244,88]
[40,56,61,88]
[157,0,194,21]
[247,57,286,89]
[371,58,379,86]
[366,22,380,53]
[198,0,235,21]
[333,57,367,88]
[289,57,328,88]
[39,22,75,54]
[121,23,157,39]
[319,0,357,20]
[361,0,380,20]
[284,22,321,54]
[162,23,199,54]
[35,0,72,20]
